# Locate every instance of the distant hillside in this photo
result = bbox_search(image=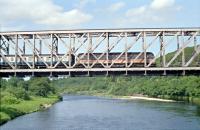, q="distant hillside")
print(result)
[156,46,200,67]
